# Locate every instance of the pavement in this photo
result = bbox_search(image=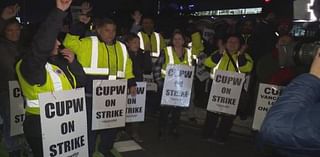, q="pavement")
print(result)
[1,110,263,157]
[116,114,262,157]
